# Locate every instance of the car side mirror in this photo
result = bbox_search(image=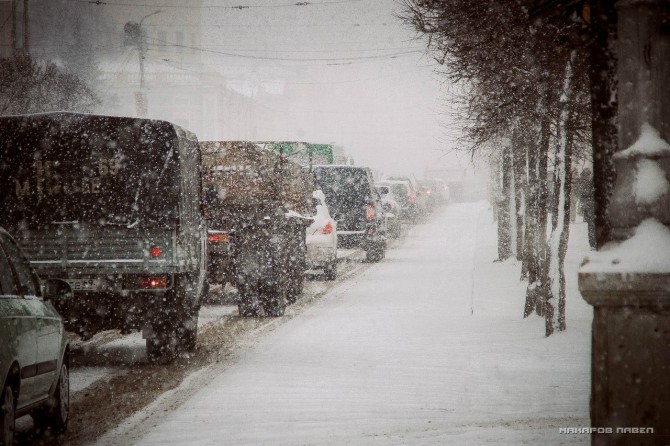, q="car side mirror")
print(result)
[42,279,73,302]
